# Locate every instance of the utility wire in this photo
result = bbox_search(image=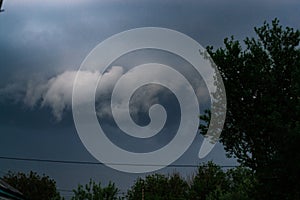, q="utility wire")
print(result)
[0,156,237,168]
[57,189,73,193]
